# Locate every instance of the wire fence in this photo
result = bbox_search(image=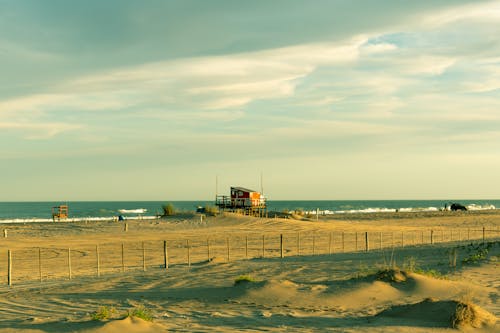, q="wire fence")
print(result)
[3,227,499,286]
